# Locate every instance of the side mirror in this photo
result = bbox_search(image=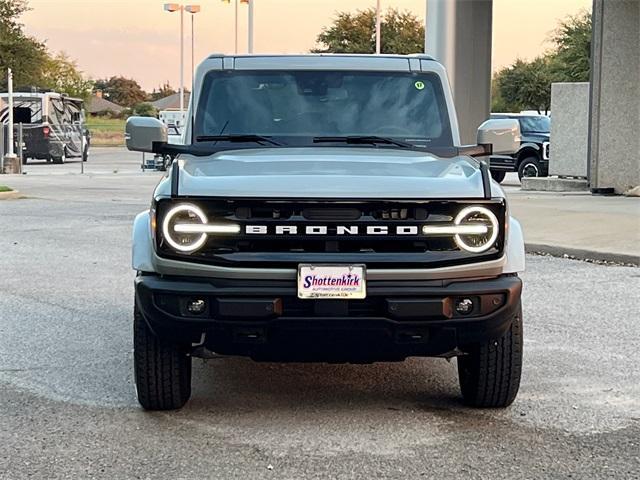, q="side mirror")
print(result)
[477,119,521,155]
[125,116,167,153]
